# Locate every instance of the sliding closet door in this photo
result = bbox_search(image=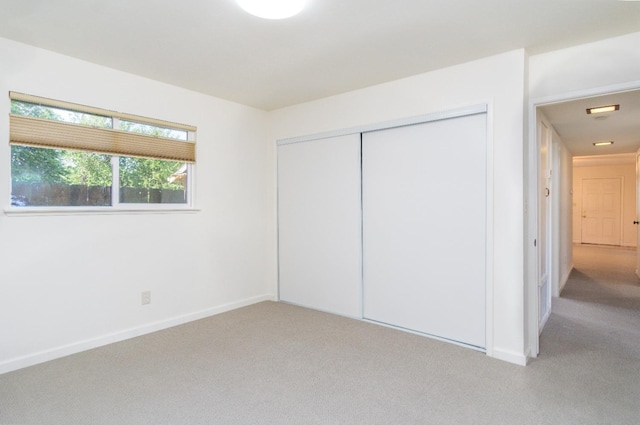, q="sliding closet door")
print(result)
[278,134,361,317]
[362,113,487,348]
